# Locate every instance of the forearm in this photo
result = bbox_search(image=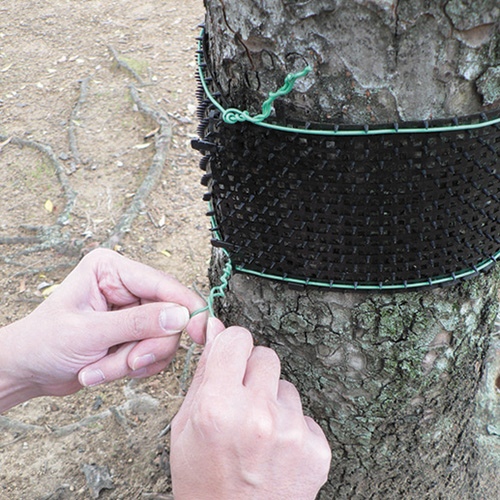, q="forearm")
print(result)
[0,321,38,413]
